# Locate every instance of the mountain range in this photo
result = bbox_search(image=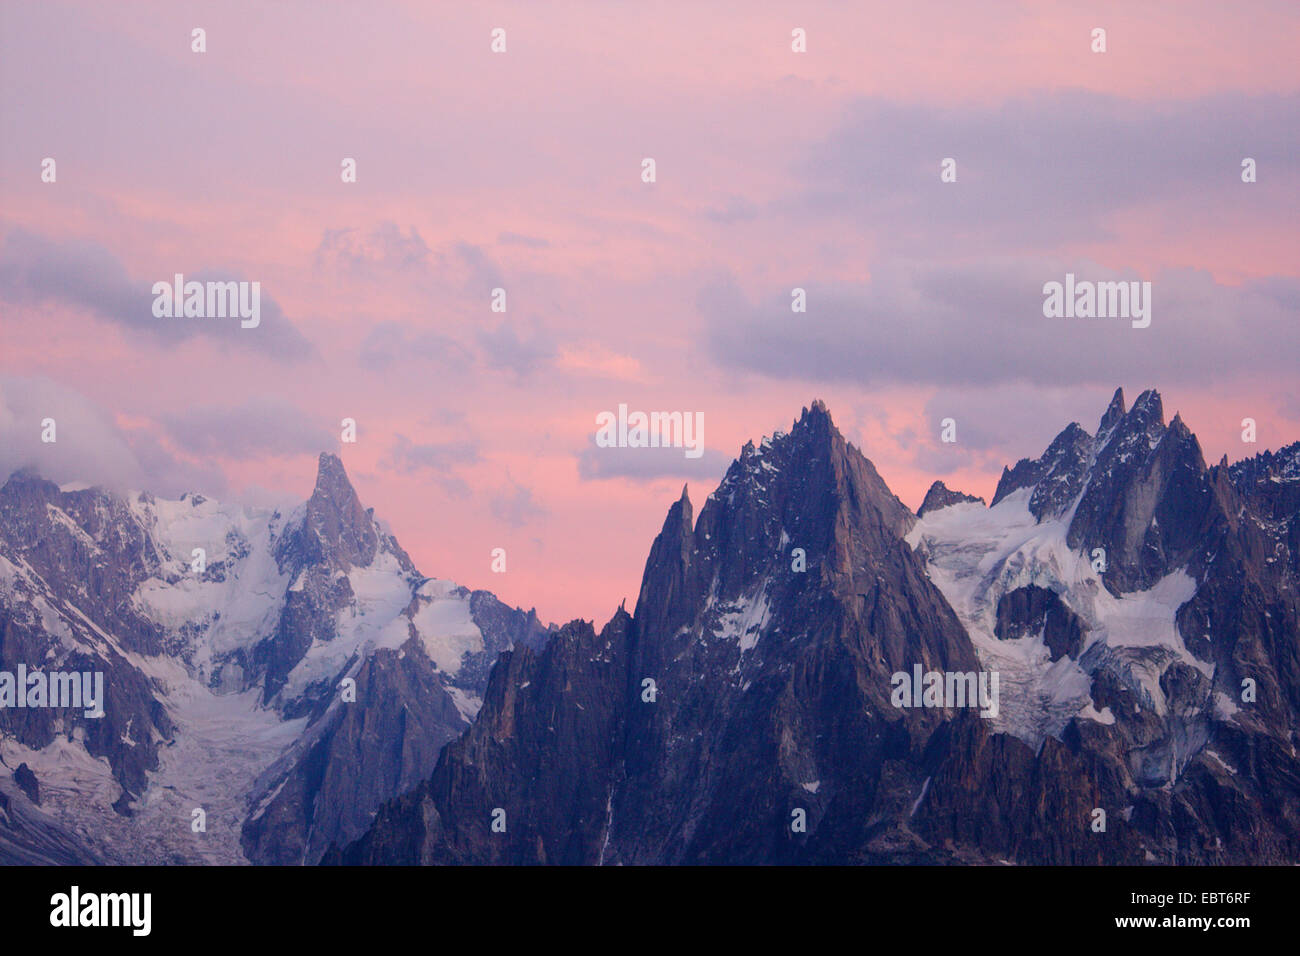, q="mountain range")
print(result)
[3,388,1298,865]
